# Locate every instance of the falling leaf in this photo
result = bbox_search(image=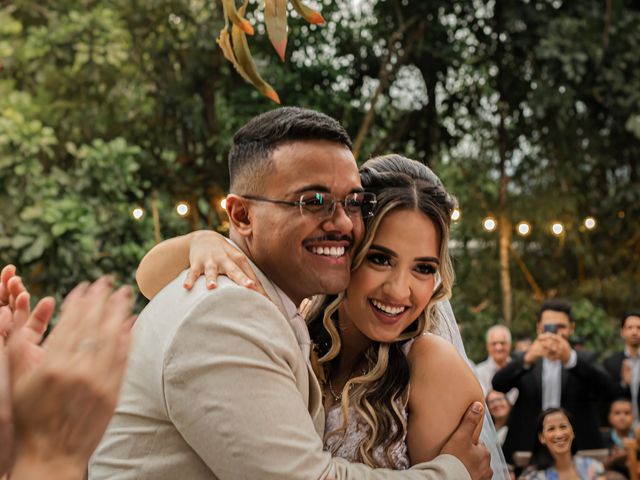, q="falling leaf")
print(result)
[216,27,252,84]
[291,0,325,25]
[221,0,254,35]
[264,0,288,61]
[231,5,280,103]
